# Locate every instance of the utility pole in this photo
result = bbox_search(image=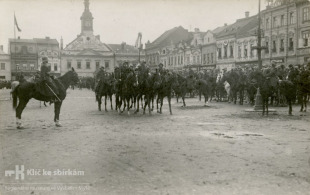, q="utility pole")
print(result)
[252,0,267,70]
